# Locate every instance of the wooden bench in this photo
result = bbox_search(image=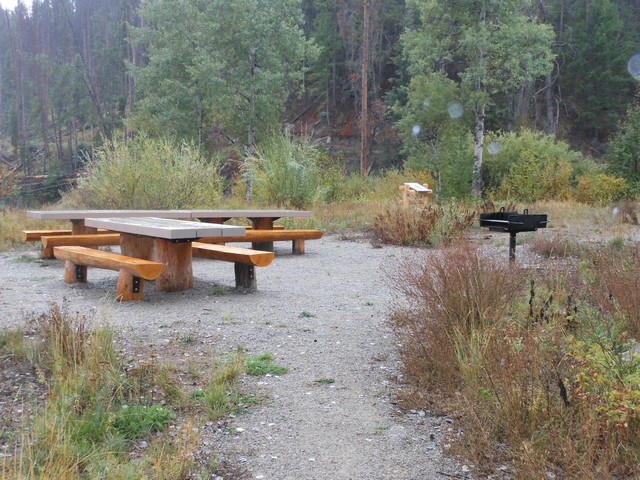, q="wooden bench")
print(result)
[198,229,323,254]
[53,246,164,301]
[21,229,111,242]
[40,233,121,258]
[192,242,274,290]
